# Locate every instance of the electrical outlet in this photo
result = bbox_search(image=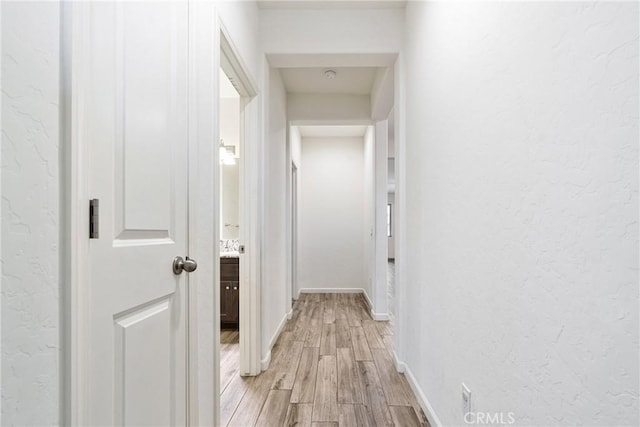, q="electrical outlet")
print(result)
[461,383,471,416]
